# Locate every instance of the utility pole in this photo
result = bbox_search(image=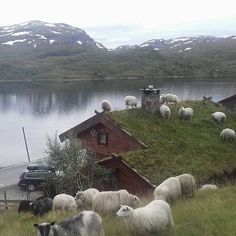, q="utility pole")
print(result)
[22,127,31,162]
